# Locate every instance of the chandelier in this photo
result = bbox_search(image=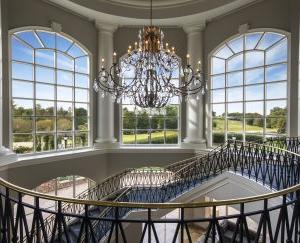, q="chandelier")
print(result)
[93,0,206,108]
